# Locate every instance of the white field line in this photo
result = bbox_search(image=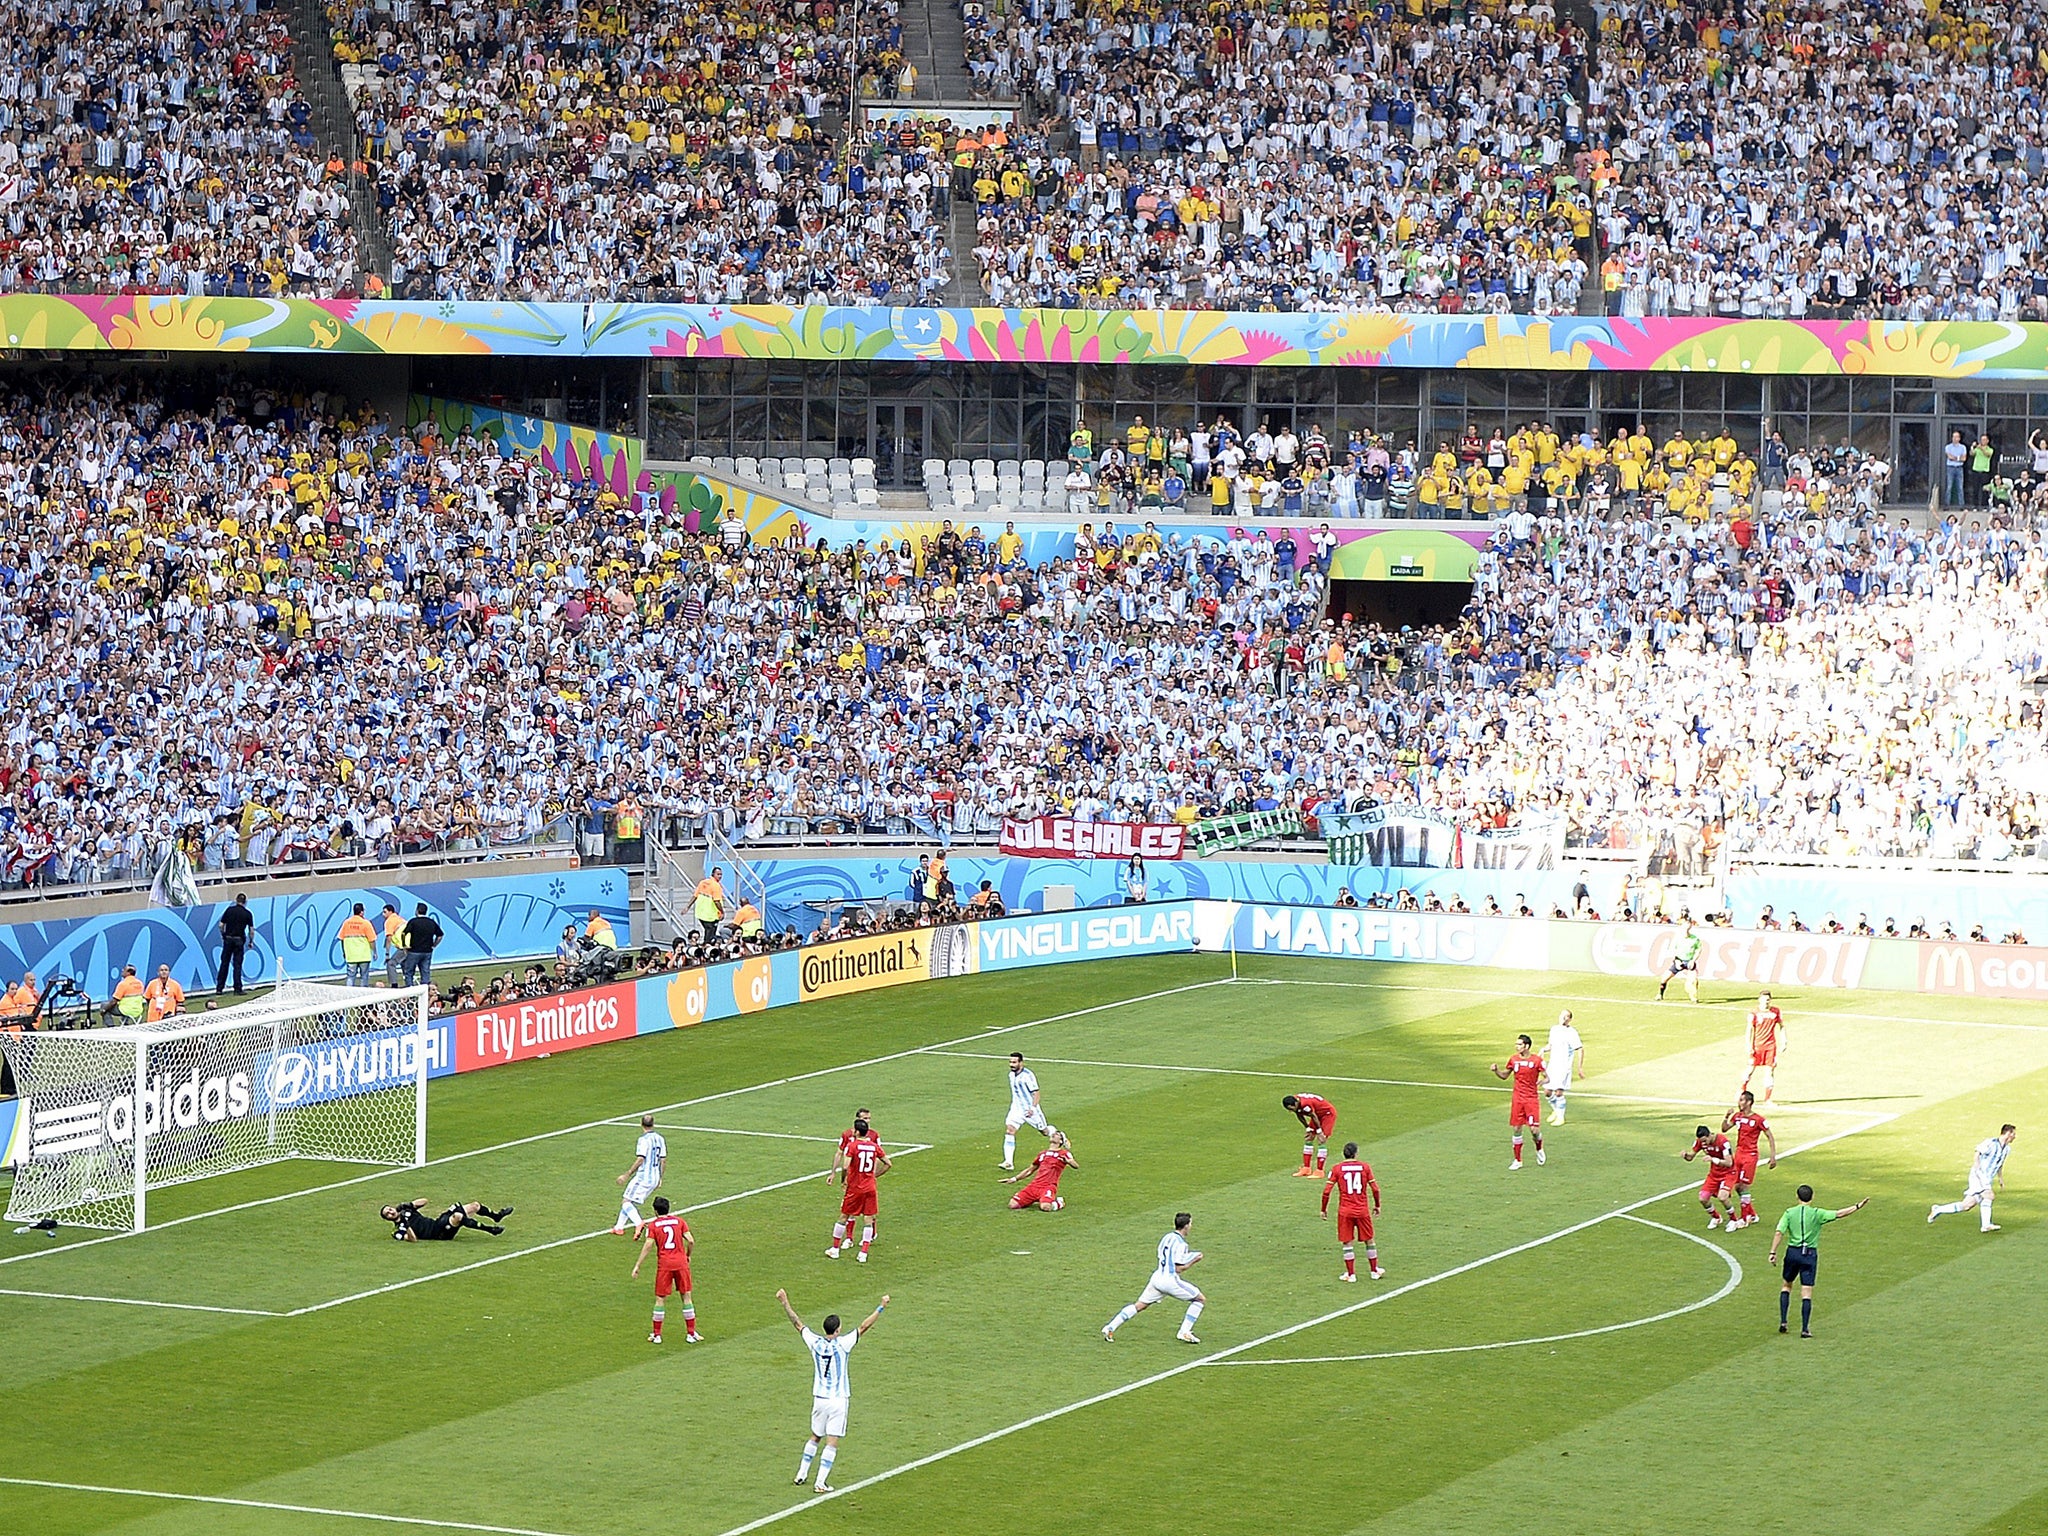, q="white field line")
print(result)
[282,1149,933,1319]
[0,1288,284,1318]
[0,1475,578,1536]
[0,979,1233,1270]
[1241,975,2048,1034]
[644,1125,877,1146]
[708,1113,1890,1536]
[923,1049,1876,1118]
[1209,1213,1742,1367]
